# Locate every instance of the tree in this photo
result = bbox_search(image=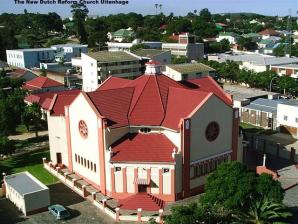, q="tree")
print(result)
[22,103,42,136]
[164,203,205,224]
[171,55,190,64]
[0,136,15,155]
[232,198,292,224]
[130,43,149,52]
[256,174,284,203]
[71,3,89,43]
[201,161,256,210]
[199,8,212,22]
[40,65,47,77]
